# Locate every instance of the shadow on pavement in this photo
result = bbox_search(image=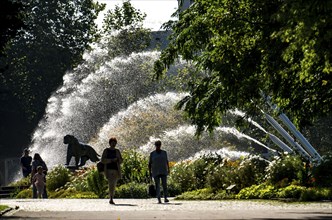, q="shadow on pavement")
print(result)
[162,202,182,205]
[113,203,137,206]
